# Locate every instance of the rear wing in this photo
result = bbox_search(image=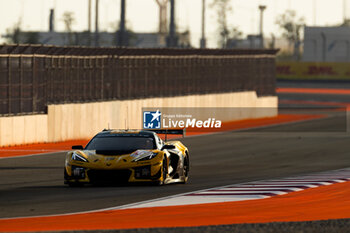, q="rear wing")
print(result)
[147,129,186,141]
